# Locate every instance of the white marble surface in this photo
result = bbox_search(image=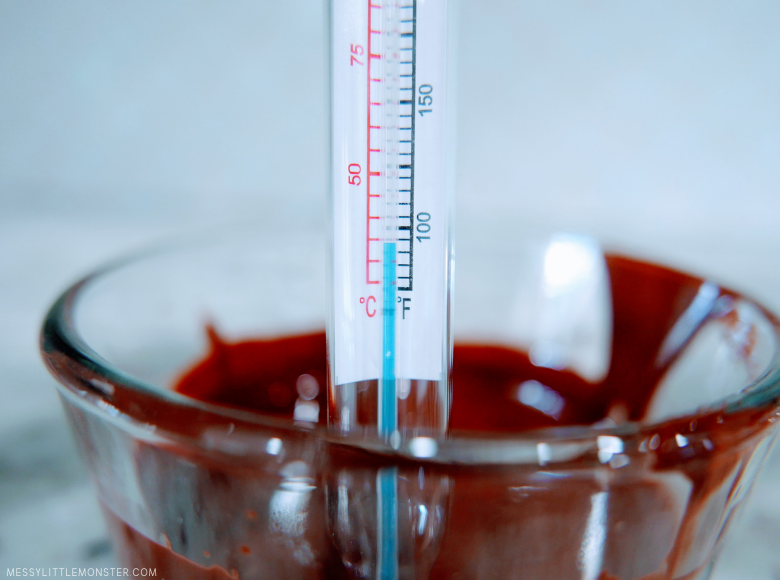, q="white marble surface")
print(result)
[1,1,780,578]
